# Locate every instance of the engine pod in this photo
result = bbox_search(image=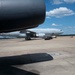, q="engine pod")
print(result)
[0,0,46,33]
